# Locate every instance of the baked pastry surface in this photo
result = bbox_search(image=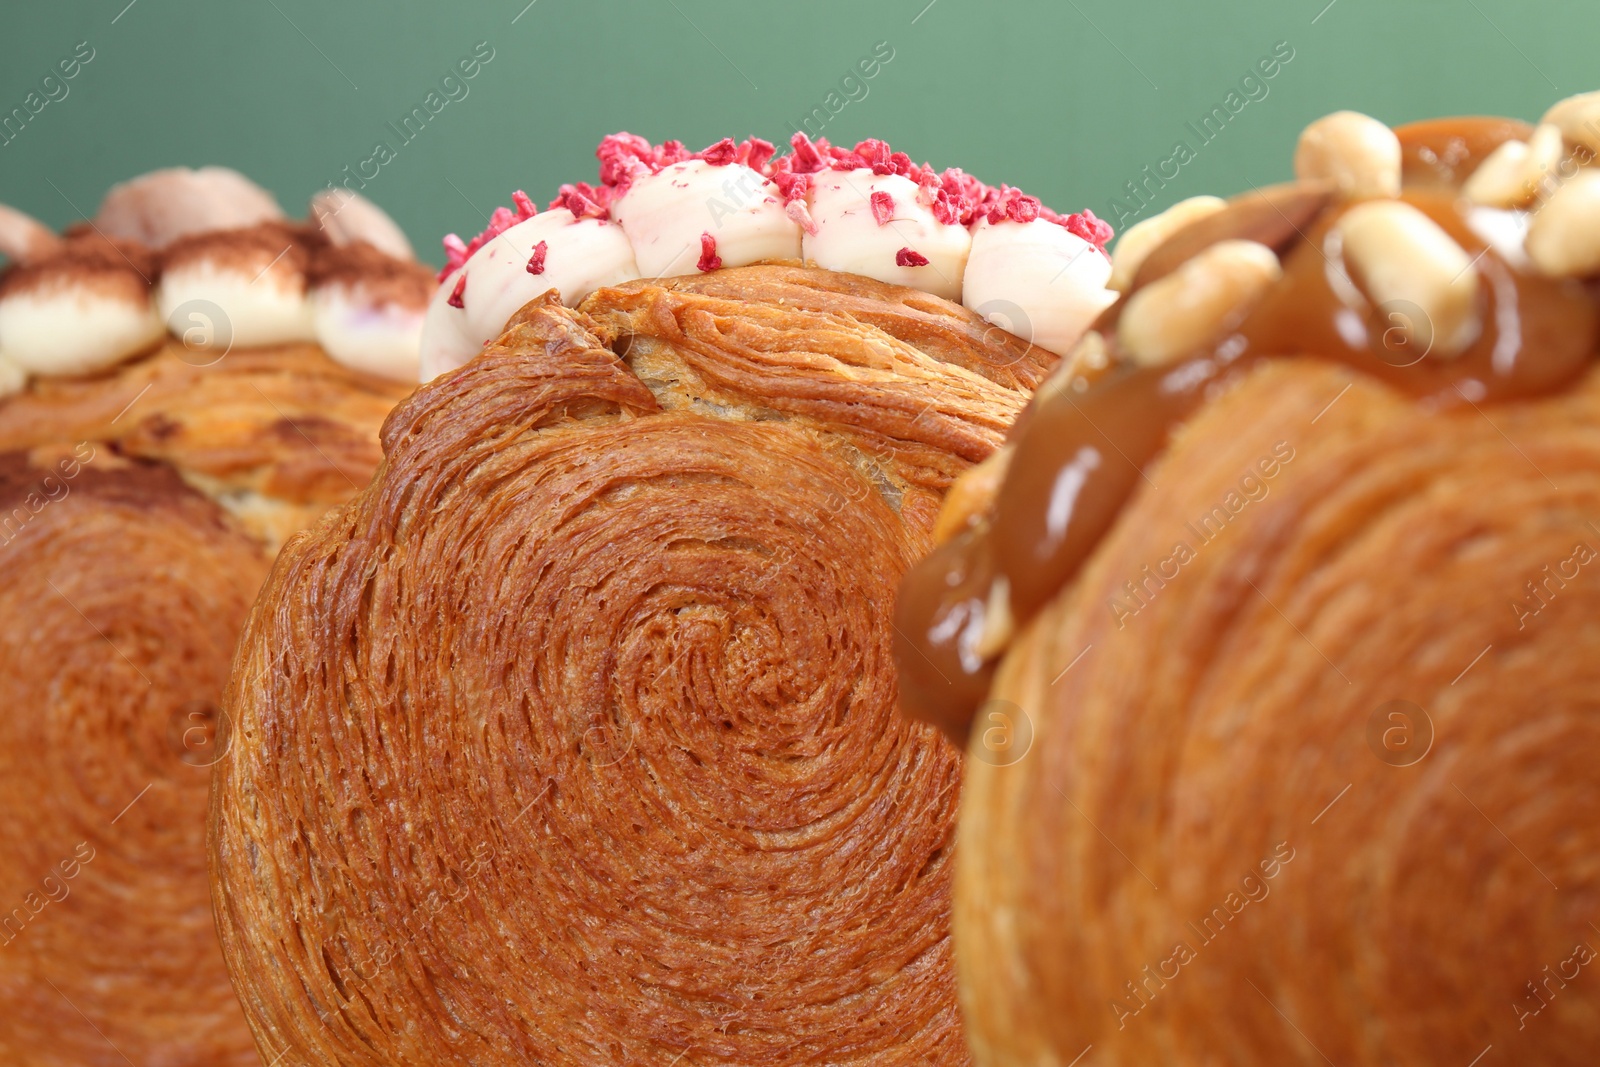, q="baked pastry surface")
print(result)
[0,343,406,1064]
[210,267,1045,1065]
[0,449,270,1066]
[0,165,441,1065]
[0,338,409,548]
[956,360,1600,1065]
